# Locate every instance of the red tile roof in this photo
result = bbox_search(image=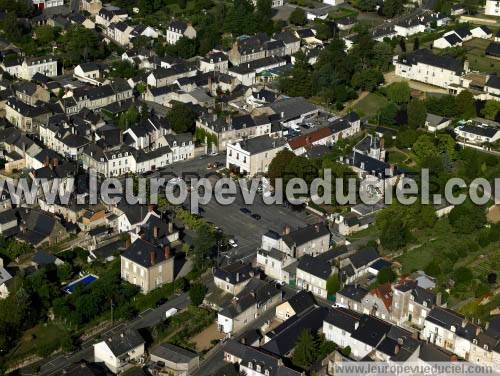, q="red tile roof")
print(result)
[287,127,332,150]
